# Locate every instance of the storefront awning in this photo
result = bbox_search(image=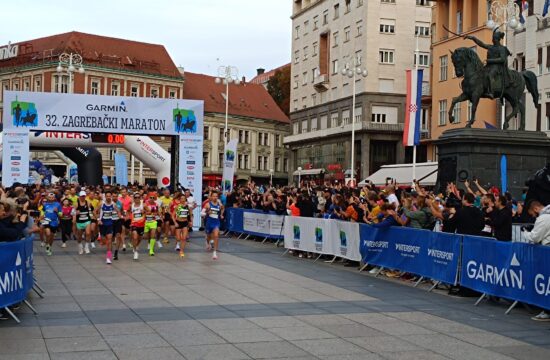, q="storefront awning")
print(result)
[292,168,325,176]
[358,162,438,187]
